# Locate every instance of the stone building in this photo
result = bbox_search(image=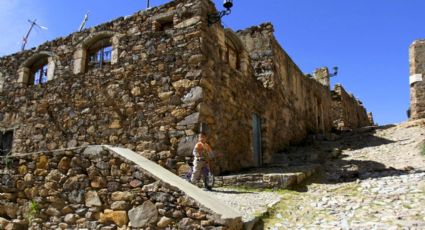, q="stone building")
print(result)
[331,84,373,130]
[409,40,425,119]
[0,0,372,173]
